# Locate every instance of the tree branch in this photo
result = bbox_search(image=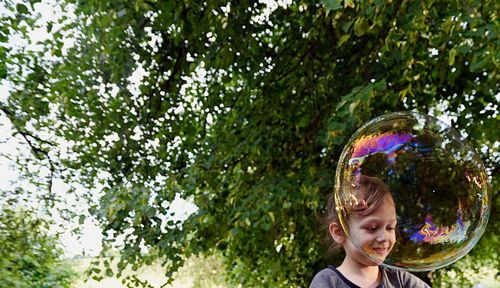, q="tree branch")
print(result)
[0,103,57,205]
